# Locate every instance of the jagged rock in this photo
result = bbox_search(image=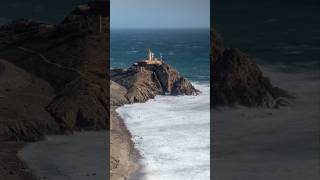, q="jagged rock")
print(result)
[0,60,59,141]
[110,80,129,106]
[111,62,199,103]
[211,29,294,108]
[46,76,108,131]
